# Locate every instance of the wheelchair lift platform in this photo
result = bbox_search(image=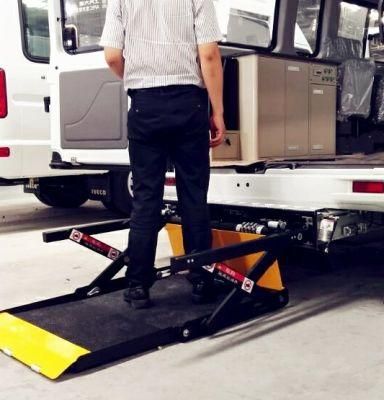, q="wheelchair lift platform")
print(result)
[0,217,299,379]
